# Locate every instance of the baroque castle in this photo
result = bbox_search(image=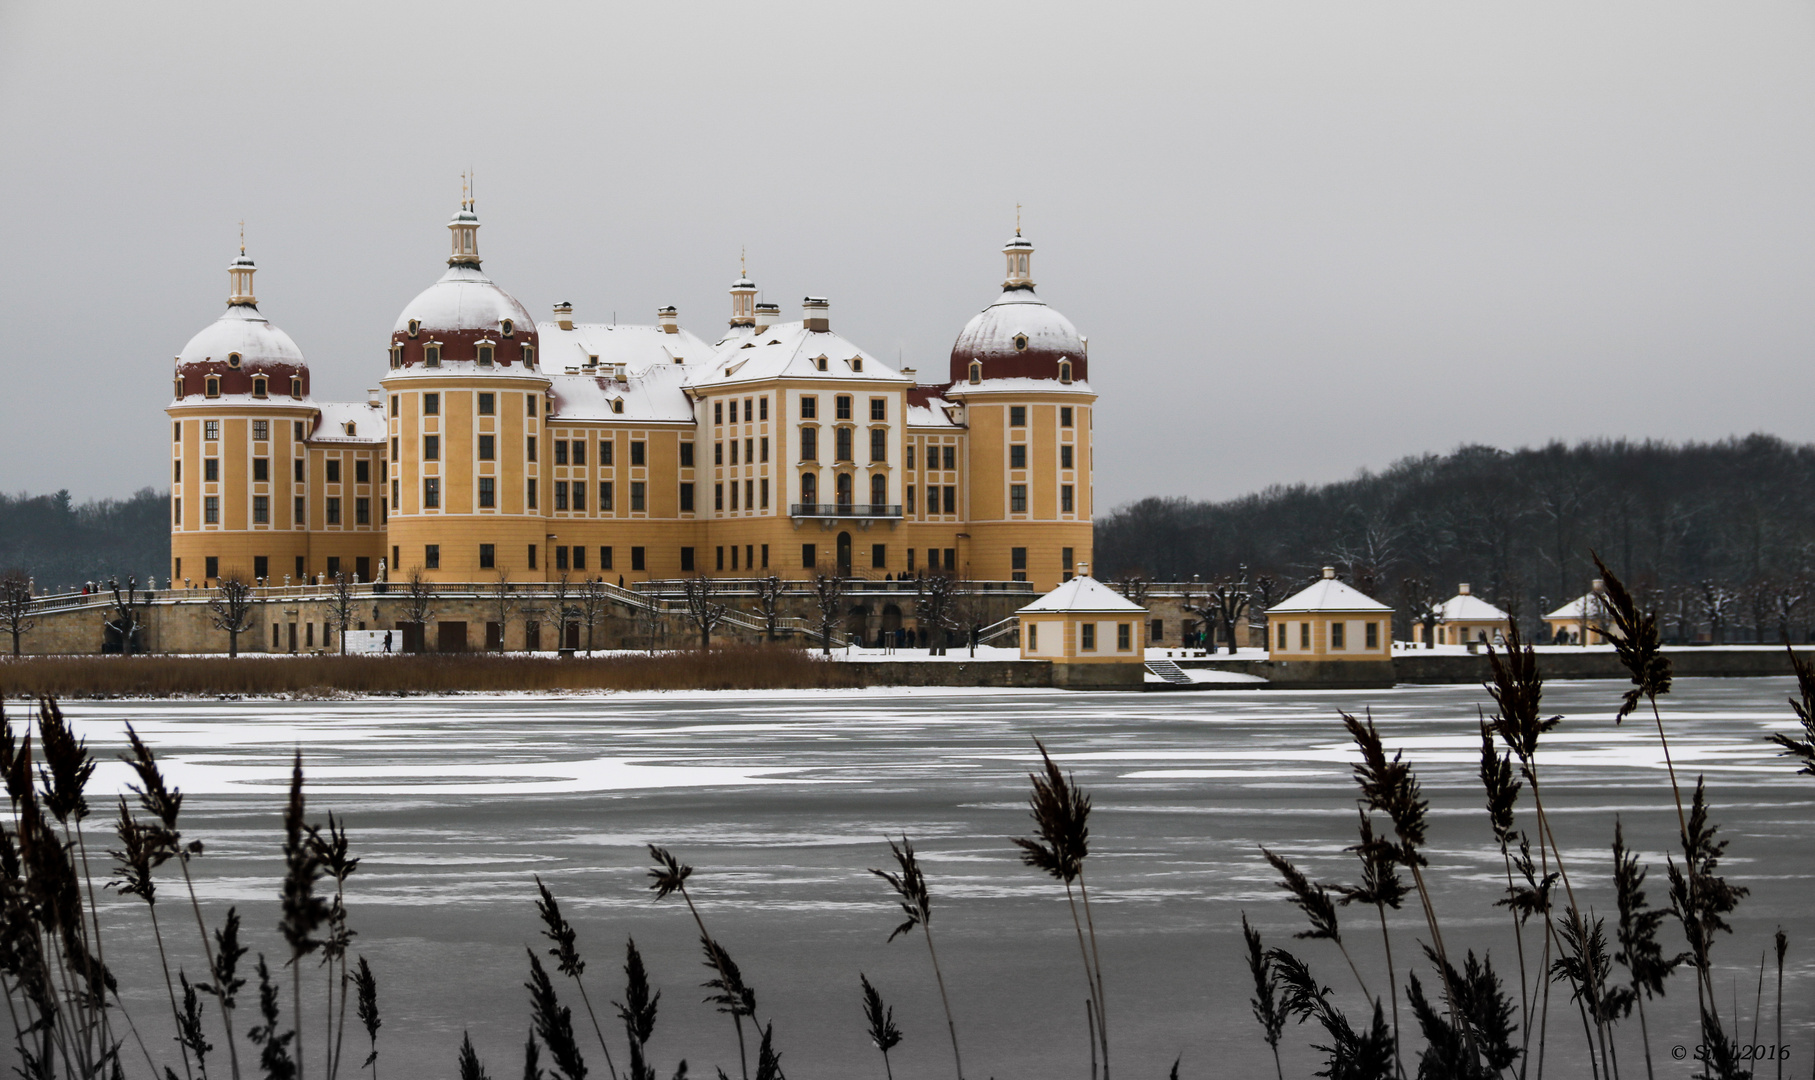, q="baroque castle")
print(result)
[167,200,1095,593]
